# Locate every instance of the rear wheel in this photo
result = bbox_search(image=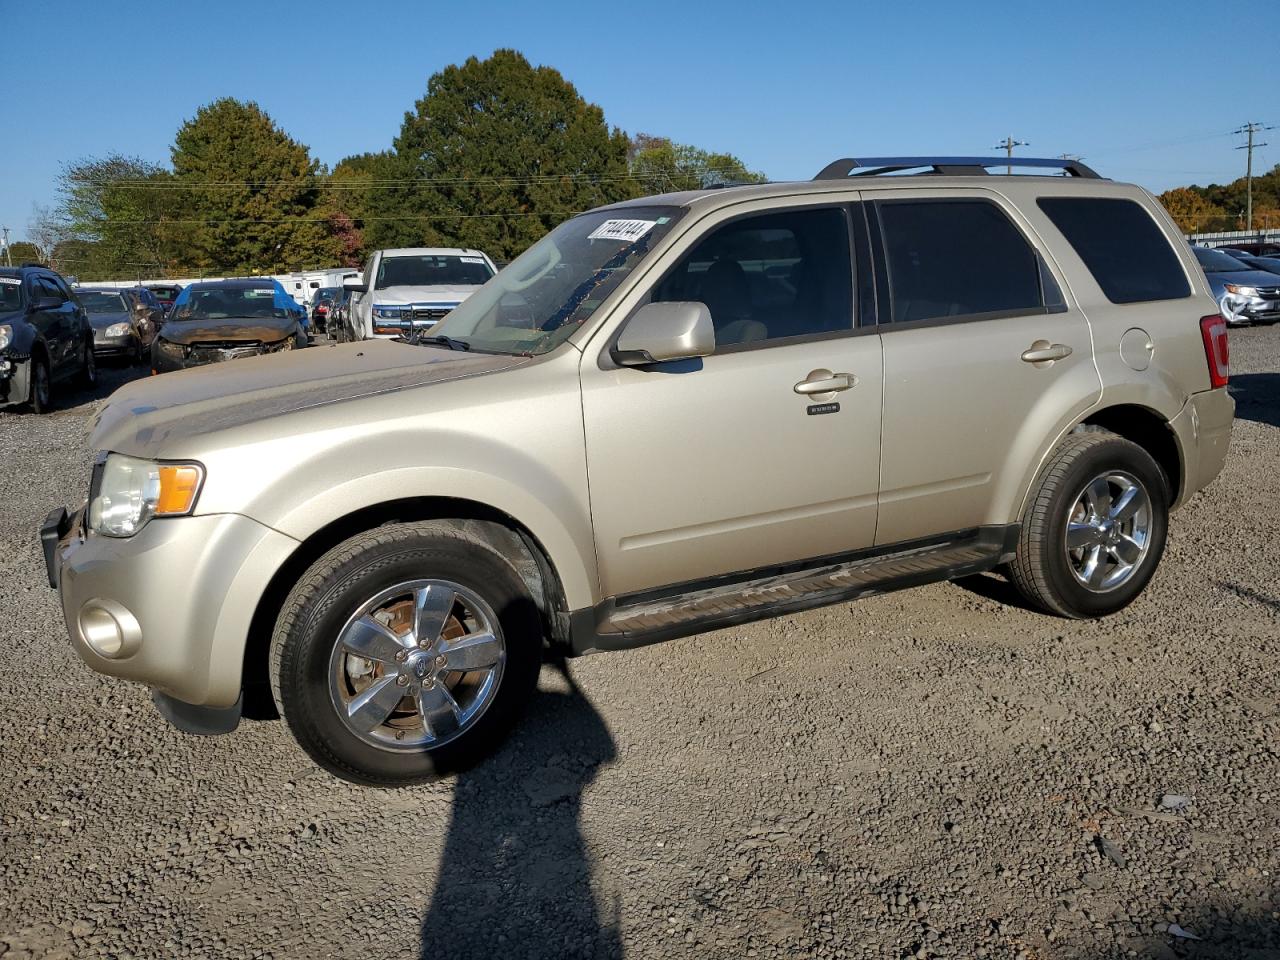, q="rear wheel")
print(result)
[78,342,97,388]
[1009,430,1168,618]
[269,521,543,786]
